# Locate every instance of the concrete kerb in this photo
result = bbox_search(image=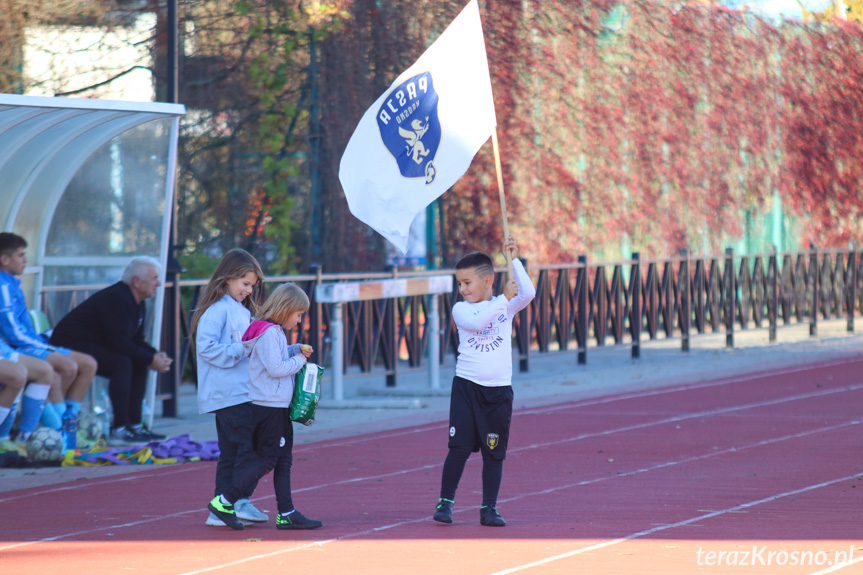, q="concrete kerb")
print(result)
[0,319,860,492]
